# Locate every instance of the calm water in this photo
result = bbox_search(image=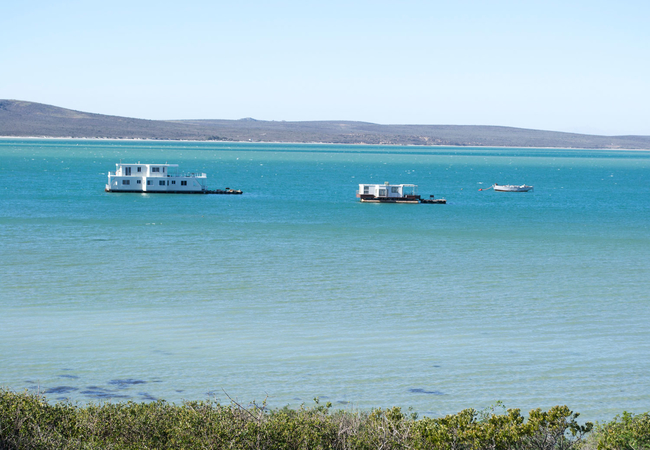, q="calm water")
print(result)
[1,139,649,421]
